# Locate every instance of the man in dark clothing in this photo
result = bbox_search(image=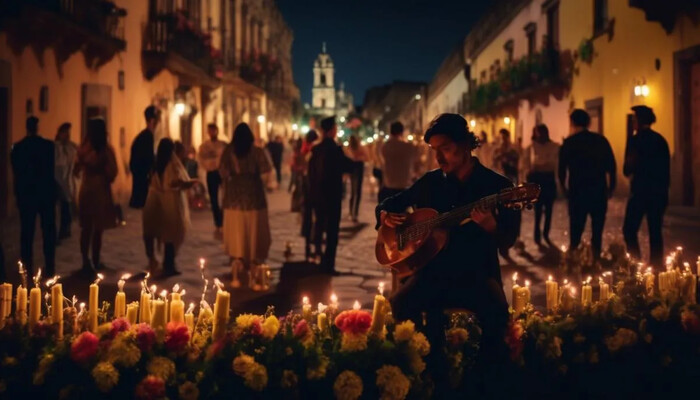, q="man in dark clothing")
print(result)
[11,117,56,277]
[558,109,616,260]
[308,116,356,273]
[622,106,669,266]
[376,114,519,388]
[129,106,159,208]
[266,136,284,186]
